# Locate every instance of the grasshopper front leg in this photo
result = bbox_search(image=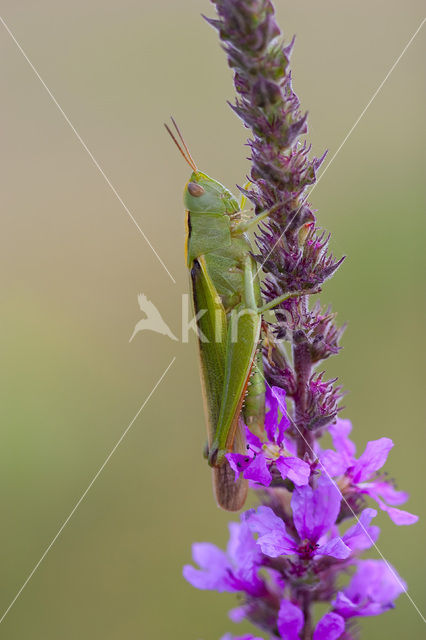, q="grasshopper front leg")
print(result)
[258,287,320,314]
[232,201,286,234]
